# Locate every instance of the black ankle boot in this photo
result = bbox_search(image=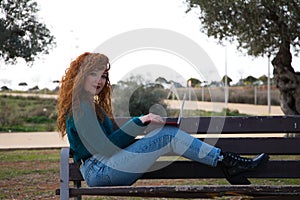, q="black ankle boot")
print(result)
[220,152,269,185]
